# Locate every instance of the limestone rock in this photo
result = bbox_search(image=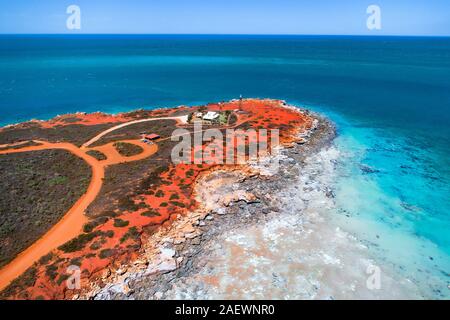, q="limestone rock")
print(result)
[102,268,111,280]
[116,267,127,275]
